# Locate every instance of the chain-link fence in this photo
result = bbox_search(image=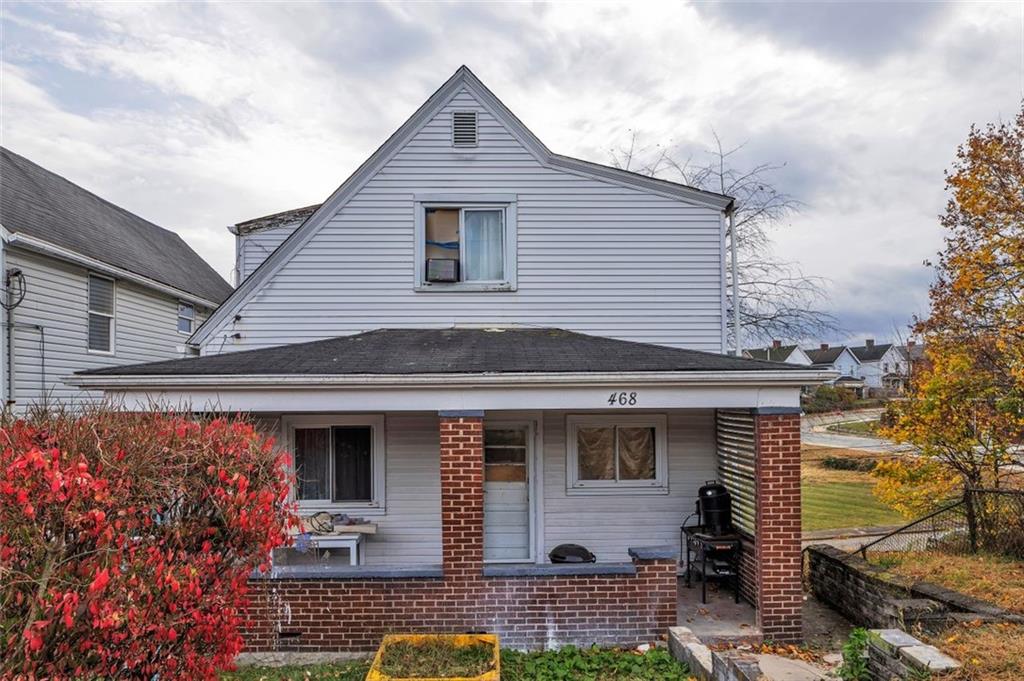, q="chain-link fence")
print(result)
[859,488,1024,563]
